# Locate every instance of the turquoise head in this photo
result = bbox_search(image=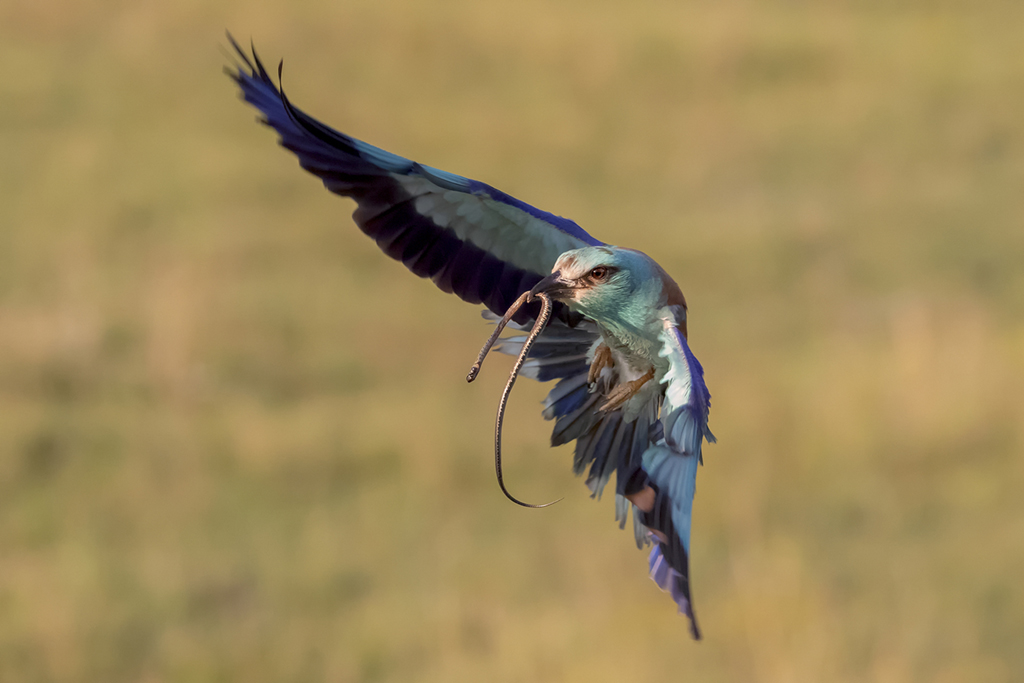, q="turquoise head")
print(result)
[529,246,684,333]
